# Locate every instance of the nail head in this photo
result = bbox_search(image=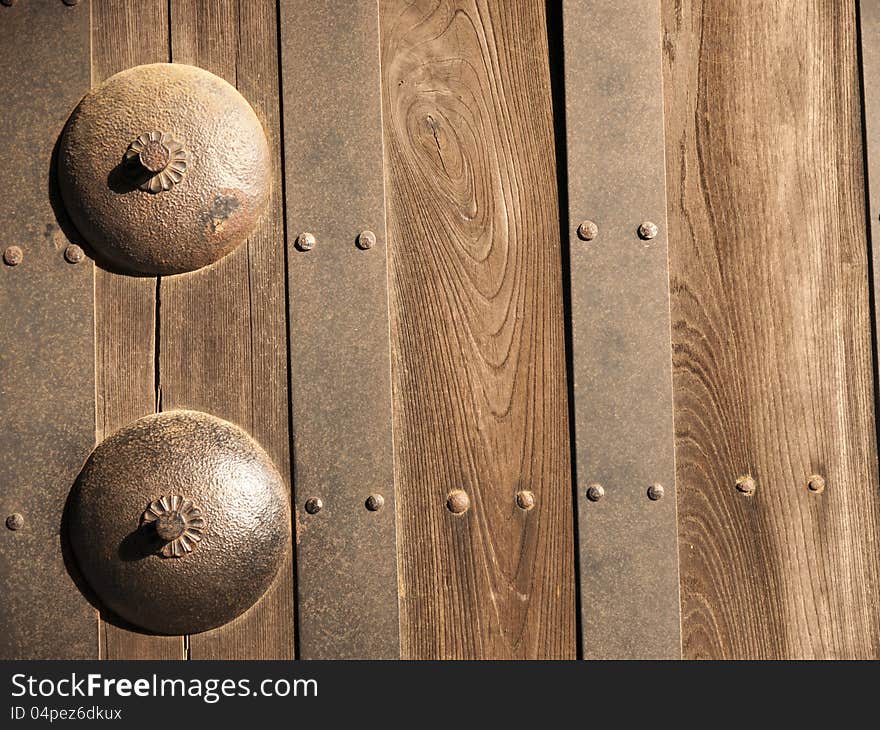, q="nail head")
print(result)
[446,489,470,515]
[586,484,605,502]
[515,490,536,511]
[647,483,664,501]
[64,244,85,264]
[356,230,377,250]
[638,221,659,240]
[577,220,598,241]
[3,246,22,266]
[304,497,323,515]
[295,232,316,252]
[736,475,756,496]
[807,475,826,494]
[6,513,23,531]
[365,494,385,512]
